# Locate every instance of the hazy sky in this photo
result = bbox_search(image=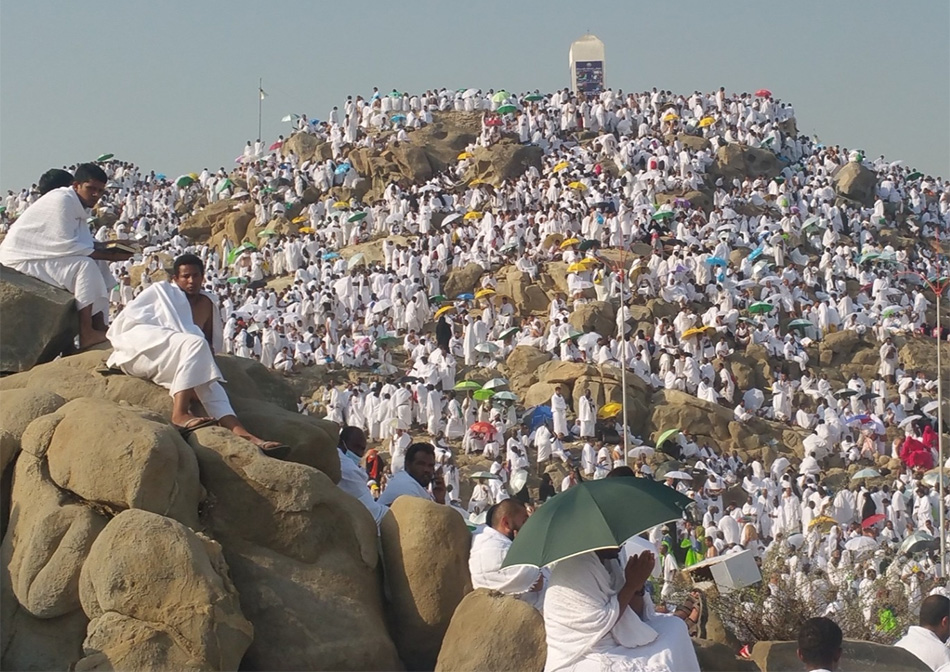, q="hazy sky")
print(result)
[2,0,948,192]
